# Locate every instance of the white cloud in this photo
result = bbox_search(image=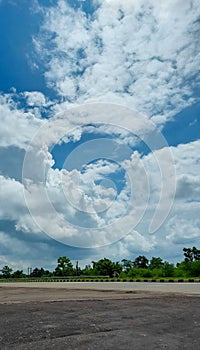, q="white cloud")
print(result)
[23,91,47,107]
[166,216,200,244]
[0,88,198,254]
[141,140,200,247]
[0,138,199,261]
[0,0,199,266]
[0,176,26,220]
[0,93,44,149]
[176,174,200,200]
[20,103,174,247]
[34,0,200,124]
[173,140,200,176]
[0,175,41,235]
[0,230,58,271]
